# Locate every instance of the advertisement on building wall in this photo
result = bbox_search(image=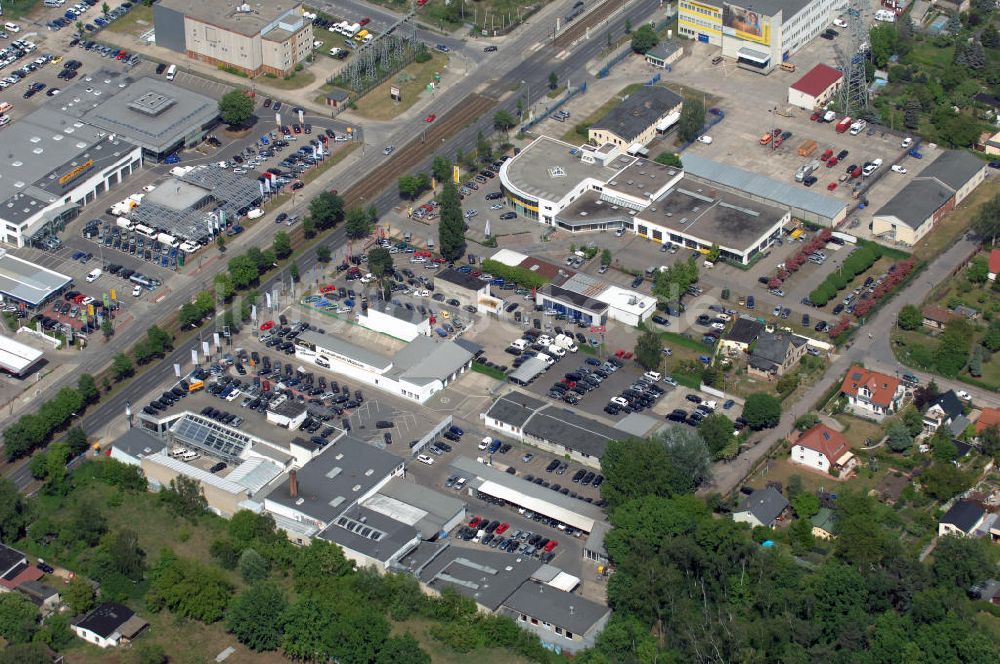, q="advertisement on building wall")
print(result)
[722,3,771,45]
